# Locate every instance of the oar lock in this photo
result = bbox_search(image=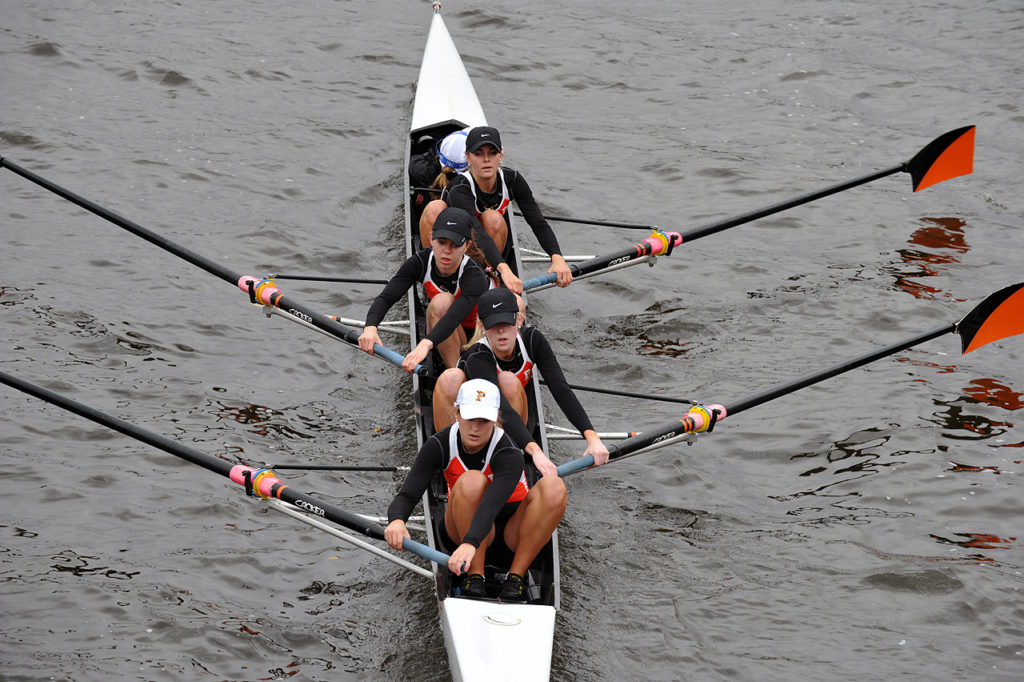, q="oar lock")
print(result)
[685,404,721,433]
[243,467,278,498]
[644,229,683,257]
